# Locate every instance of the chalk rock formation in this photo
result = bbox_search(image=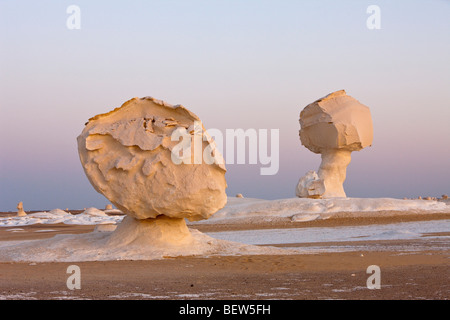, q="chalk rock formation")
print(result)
[77,97,227,223]
[49,208,70,215]
[16,202,26,217]
[82,207,107,217]
[295,171,325,199]
[297,90,373,198]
